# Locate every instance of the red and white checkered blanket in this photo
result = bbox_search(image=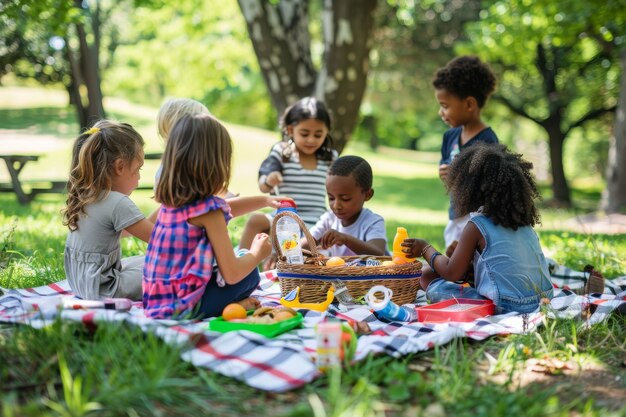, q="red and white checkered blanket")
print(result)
[1,266,625,392]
